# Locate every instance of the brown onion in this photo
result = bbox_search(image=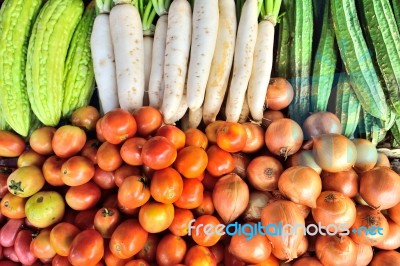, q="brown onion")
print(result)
[296,204,311,219]
[311,191,356,232]
[246,156,284,191]
[350,205,389,246]
[268,190,310,219]
[374,216,400,250]
[232,152,251,179]
[354,243,373,266]
[241,122,265,153]
[272,235,308,260]
[287,150,322,174]
[228,222,272,264]
[315,235,357,266]
[212,173,249,224]
[370,250,400,266]
[242,191,272,222]
[302,112,342,140]
[359,166,400,210]
[292,256,323,266]
[312,134,357,172]
[320,169,359,198]
[375,152,391,167]
[278,166,322,208]
[261,200,305,261]
[265,119,304,158]
[353,193,369,206]
[388,202,400,225]
[262,109,285,128]
[265,77,294,111]
[352,139,378,172]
